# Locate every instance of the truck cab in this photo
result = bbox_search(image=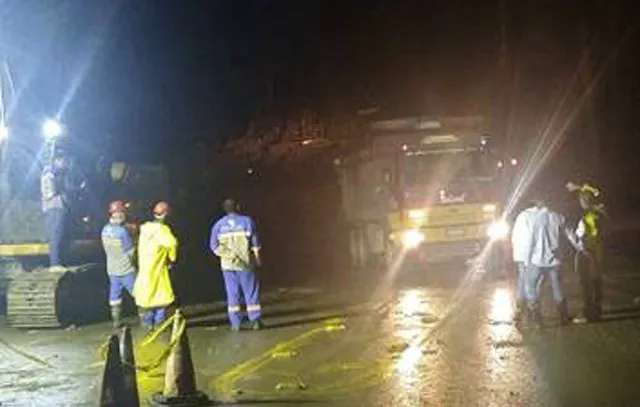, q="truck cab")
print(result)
[338,116,513,273]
